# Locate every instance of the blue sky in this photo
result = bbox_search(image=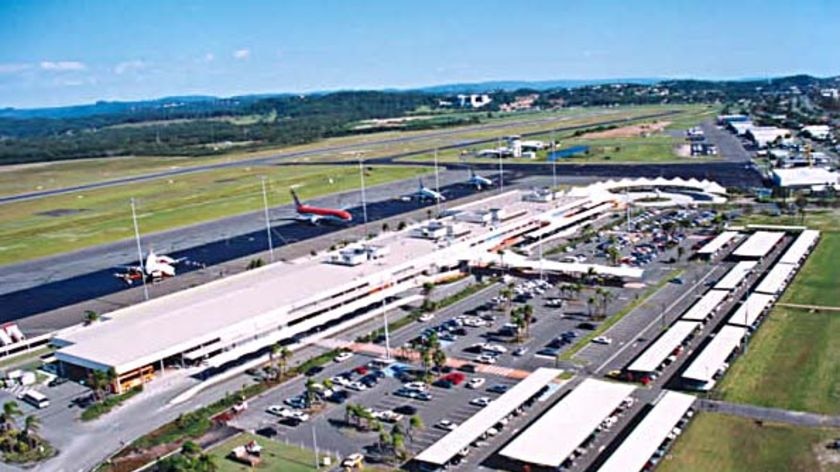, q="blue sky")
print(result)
[0,0,838,108]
